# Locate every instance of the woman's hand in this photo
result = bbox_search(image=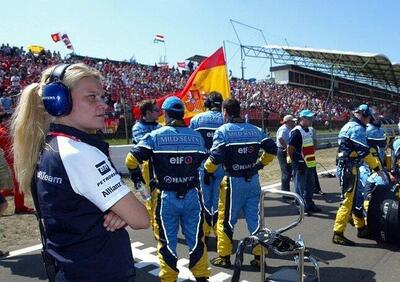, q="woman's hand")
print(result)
[103,211,127,232]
